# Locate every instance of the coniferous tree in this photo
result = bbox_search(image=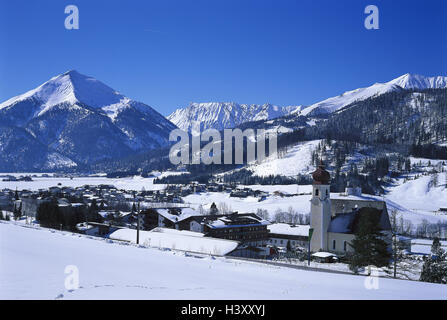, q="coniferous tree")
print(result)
[36,201,62,228]
[349,209,391,273]
[87,199,100,222]
[209,202,218,215]
[13,202,22,220]
[420,238,447,284]
[286,240,292,252]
